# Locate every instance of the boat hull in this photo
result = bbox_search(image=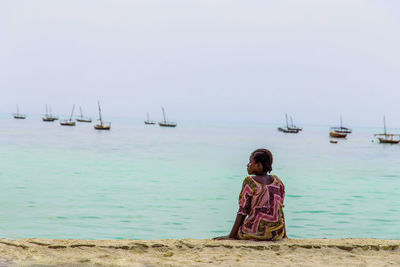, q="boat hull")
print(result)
[289,127,302,132]
[159,122,177,127]
[377,137,400,144]
[43,117,57,122]
[14,116,26,119]
[94,125,110,130]
[335,129,352,134]
[77,119,92,123]
[329,131,347,138]
[60,122,76,126]
[278,127,299,133]
[331,127,352,134]
[144,121,156,125]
